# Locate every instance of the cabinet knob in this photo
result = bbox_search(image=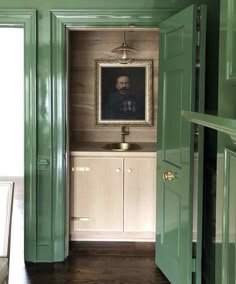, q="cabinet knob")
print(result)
[71,167,75,172]
[116,168,121,173]
[127,168,132,173]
